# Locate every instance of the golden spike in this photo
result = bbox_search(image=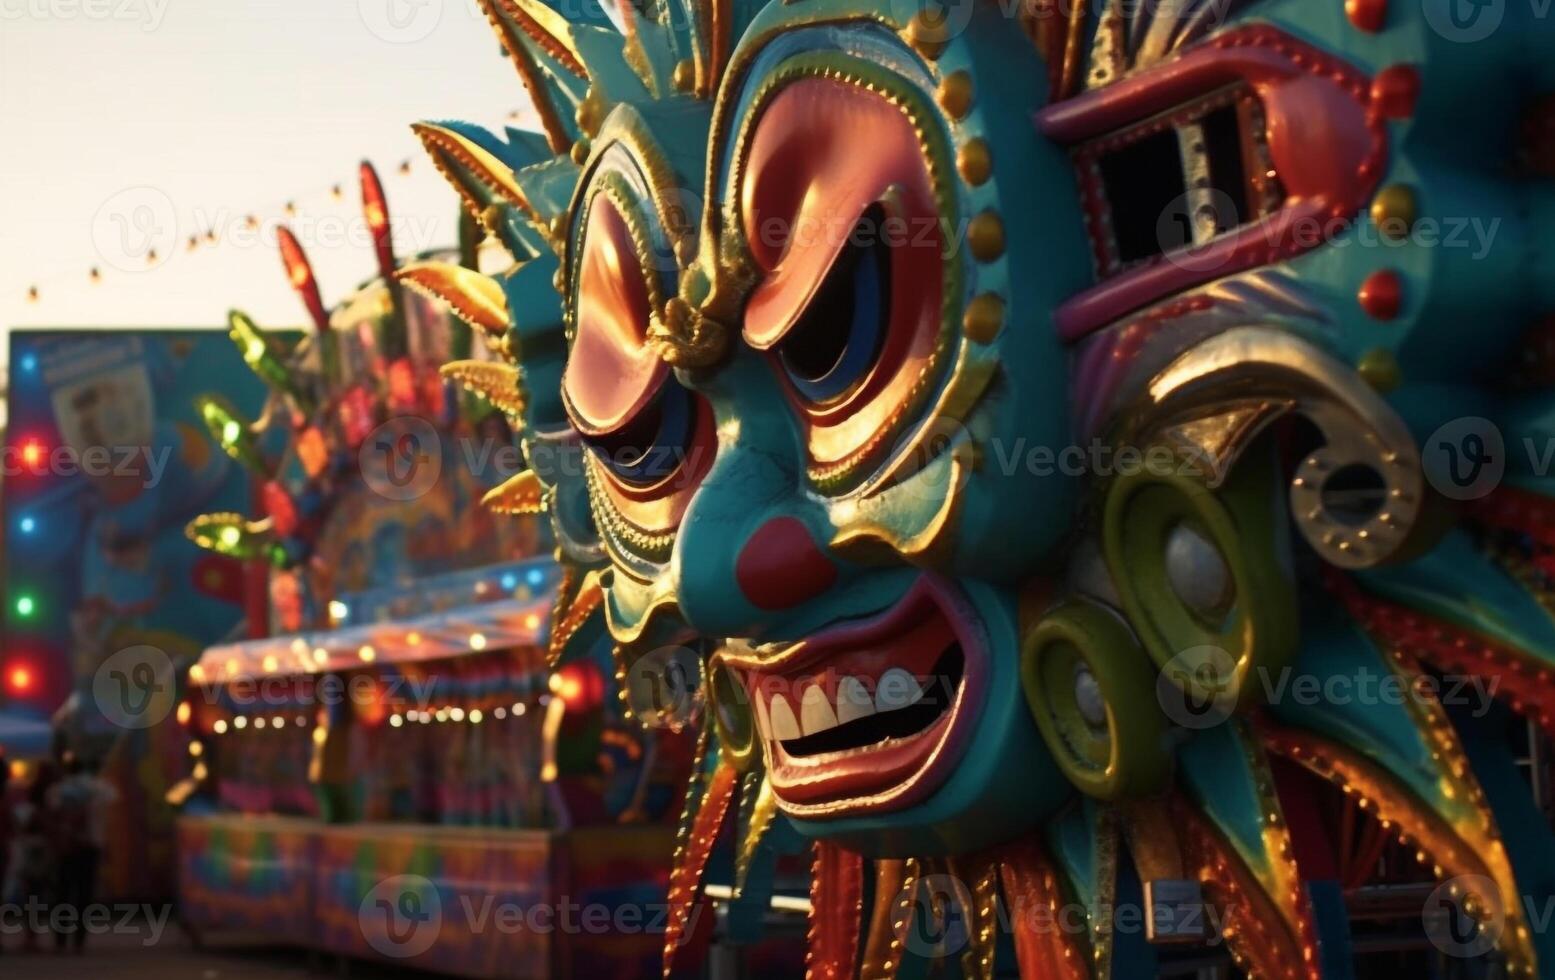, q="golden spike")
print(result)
[549,569,604,667]
[734,774,779,896]
[396,261,510,338]
[412,122,542,225]
[482,469,546,515]
[472,0,577,153]
[482,0,586,76]
[440,360,527,418]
